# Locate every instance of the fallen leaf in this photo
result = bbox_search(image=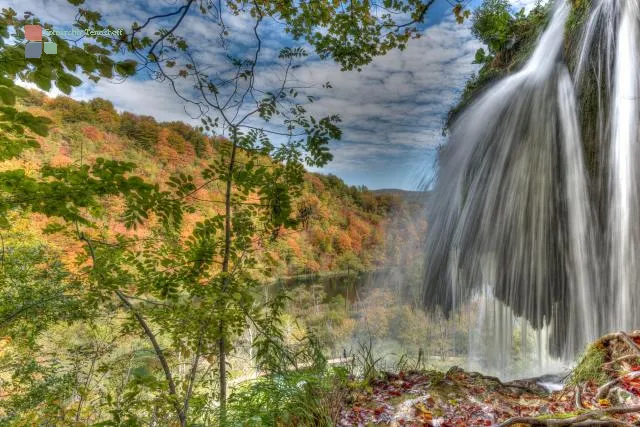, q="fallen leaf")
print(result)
[598,398,611,407]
